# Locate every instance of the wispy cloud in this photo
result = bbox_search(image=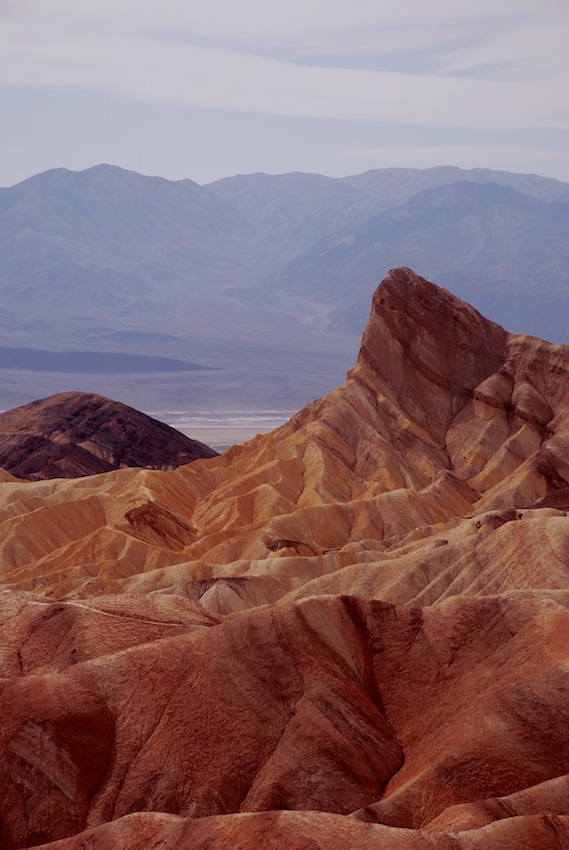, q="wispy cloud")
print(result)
[4,0,543,45]
[1,1,566,129]
[1,0,567,185]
